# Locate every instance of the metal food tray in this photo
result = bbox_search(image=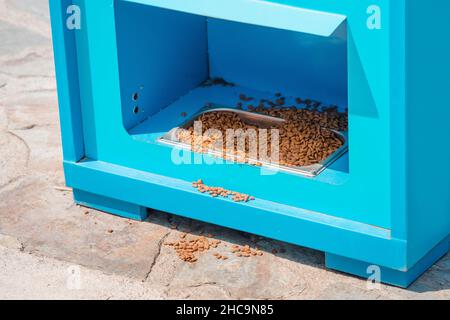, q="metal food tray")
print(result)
[158,104,348,177]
